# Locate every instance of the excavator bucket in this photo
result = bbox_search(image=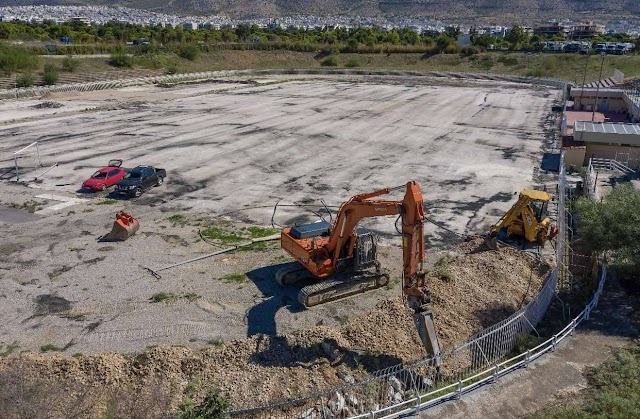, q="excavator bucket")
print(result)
[102,211,139,241]
[413,311,442,367]
[483,236,499,250]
